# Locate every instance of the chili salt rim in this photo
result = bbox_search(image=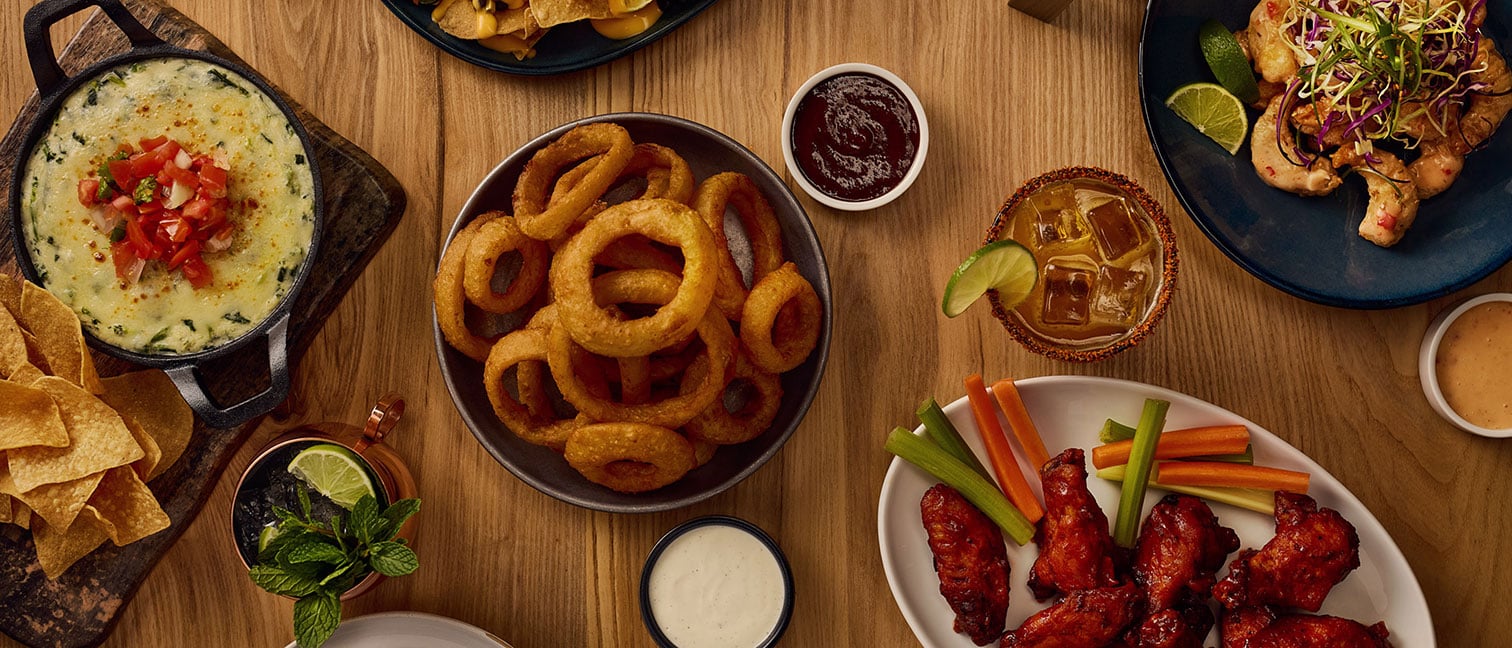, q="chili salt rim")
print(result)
[983,166,1179,363]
